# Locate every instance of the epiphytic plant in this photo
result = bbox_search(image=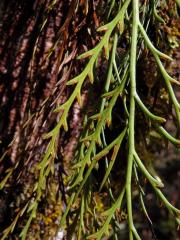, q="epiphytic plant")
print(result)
[0,0,179,239]
[56,1,180,239]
